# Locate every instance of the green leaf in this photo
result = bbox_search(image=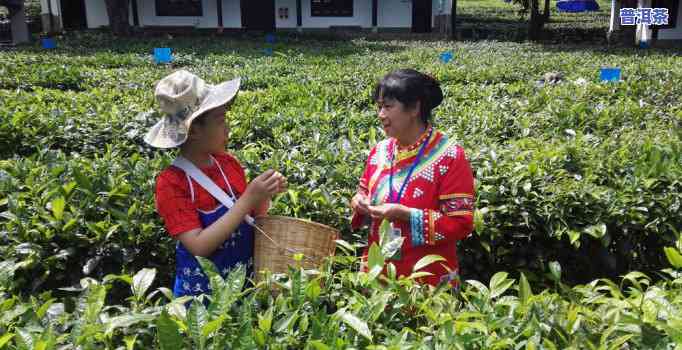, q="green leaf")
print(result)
[0,333,14,349]
[583,223,607,239]
[473,209,484,233]
[196,256,225,307]
[202,315,226,337]
[334,239,355,254]
[338,310,372,341]
[413,255,447,272]
[466,280,490,296]
[63,181,77,196]
[157,310,184,350]
[407,271,434,280]
[187,301,208,350]
[381,236,404,260]
[51,196,65,221]
[35,299,55,319]
[83,283,106,324]
[548,261,562,282]
[309,340,331,350]
[378,219,392,246]
[305,278,322,300]
[367,243,384,271]
[132,268,156,300]
[105,314,156,336]
[253,329,266,347]
[567,230,581,246]
[519,272,532,306]
[274,311,299,333]
[124,335,138,350]
[258,308,273,333]
[489,272,514,299]
[664,247,682,269]
[387,262,397,280]
[368,265,383,281]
